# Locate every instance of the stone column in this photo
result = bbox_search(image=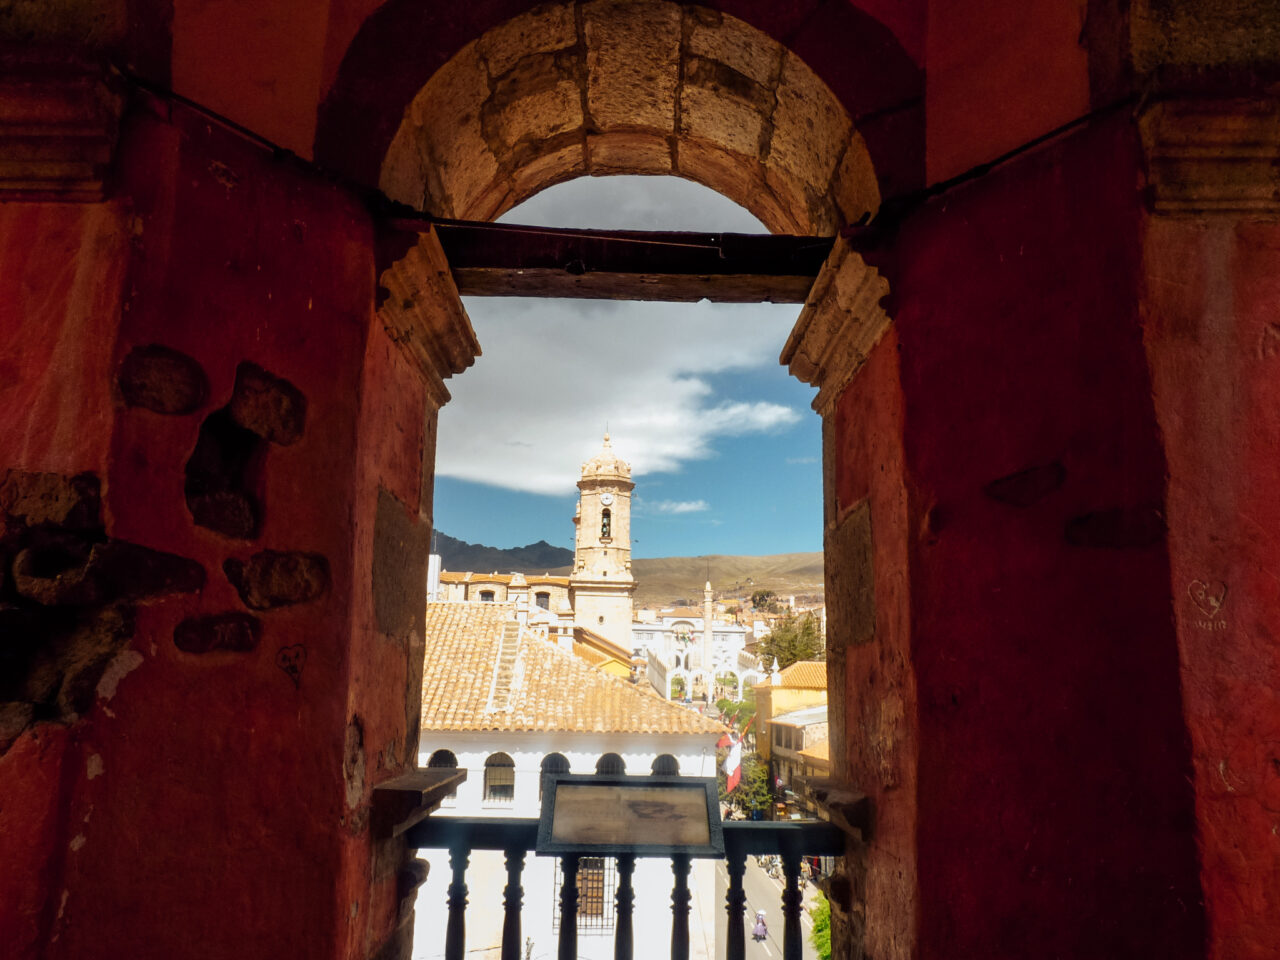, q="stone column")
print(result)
[1140,95,1280,960]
